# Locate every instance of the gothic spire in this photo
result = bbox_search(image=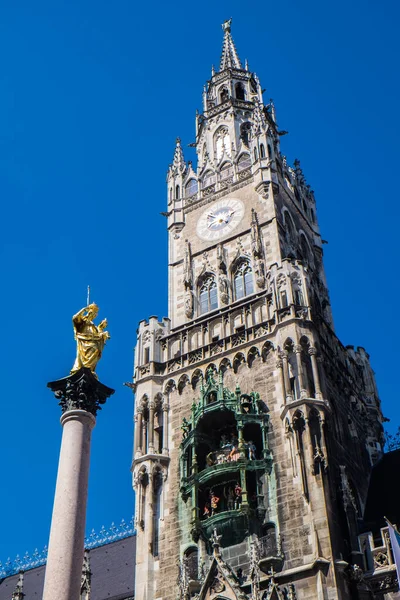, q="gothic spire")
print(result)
[172,137,186,173]
[219,19,242,71]
[11,571,24,600]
